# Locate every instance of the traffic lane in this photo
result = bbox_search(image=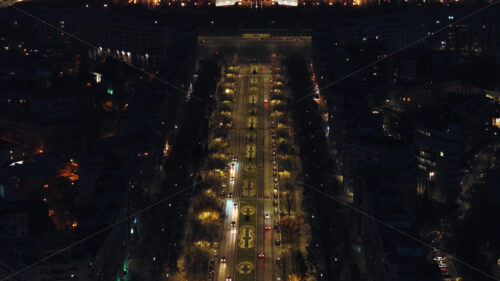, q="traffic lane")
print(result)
[262,101,277,279]
[227,223,237,280]
[217,198,237,281]
[254,64,266,281]
[265,136,282,280]
[269,63,284,280]
[428,231,460,280]
[225,64,248,281]
[216,124,237,279]
[216,64,246,281]
[260,64,276,281]
[259,64,271,278]
[217,211,230,281]
[260,71,271,281]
